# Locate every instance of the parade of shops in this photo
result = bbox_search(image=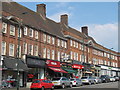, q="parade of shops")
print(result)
[0,1,120,88]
